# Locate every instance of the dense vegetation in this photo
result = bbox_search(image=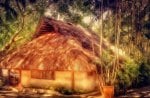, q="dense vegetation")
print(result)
[0,0,149,94]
